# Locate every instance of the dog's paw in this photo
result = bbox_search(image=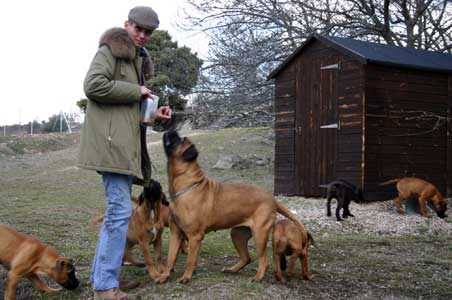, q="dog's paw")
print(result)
[251,275,264,283]
[177,275,192,284]
[274,274,286,283]
[303,274,313,281]
[148,271,161,281]
[154,273,170,284]
[157,264,165,273]
[222,267,237,273]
